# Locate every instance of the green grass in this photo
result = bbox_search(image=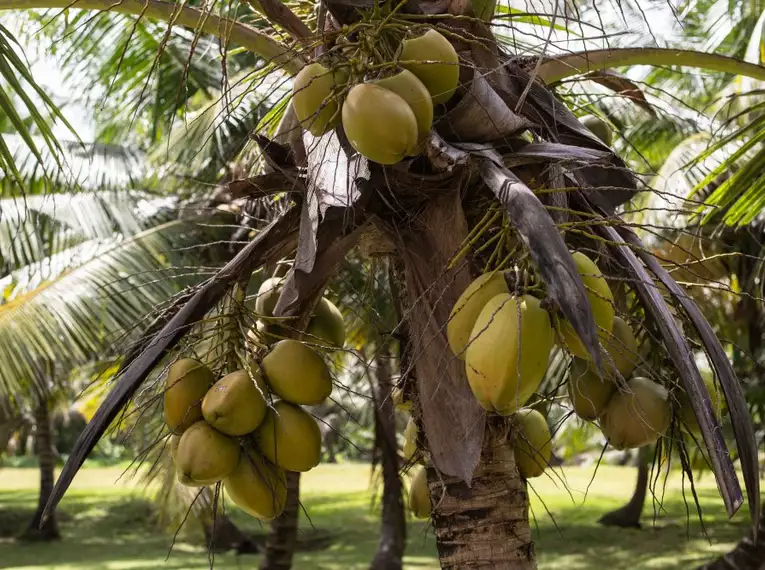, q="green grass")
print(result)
[0,463,748,569]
